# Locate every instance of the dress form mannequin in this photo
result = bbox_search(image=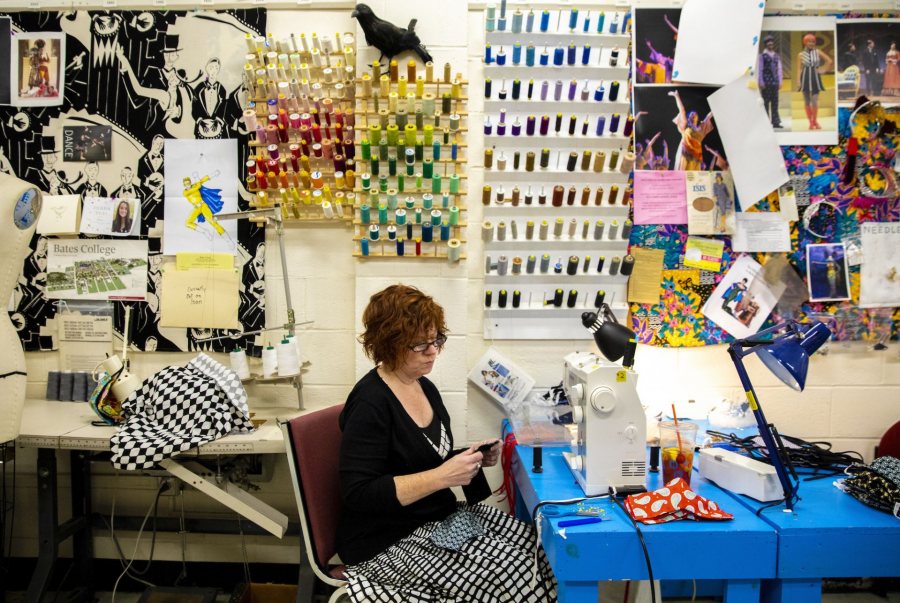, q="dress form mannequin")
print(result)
[0,173,42,444]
